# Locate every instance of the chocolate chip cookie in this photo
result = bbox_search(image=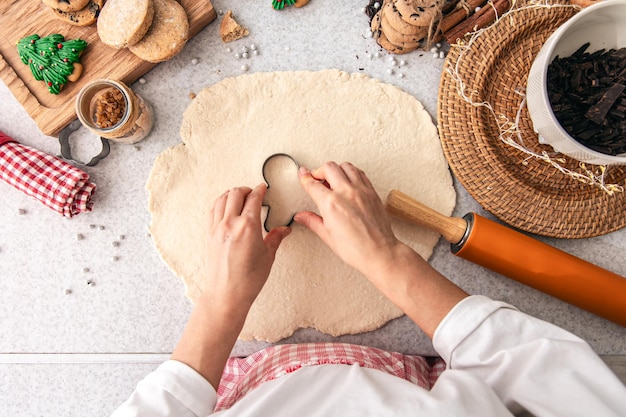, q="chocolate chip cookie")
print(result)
[50,0,105,26]
[42,0,91,12]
